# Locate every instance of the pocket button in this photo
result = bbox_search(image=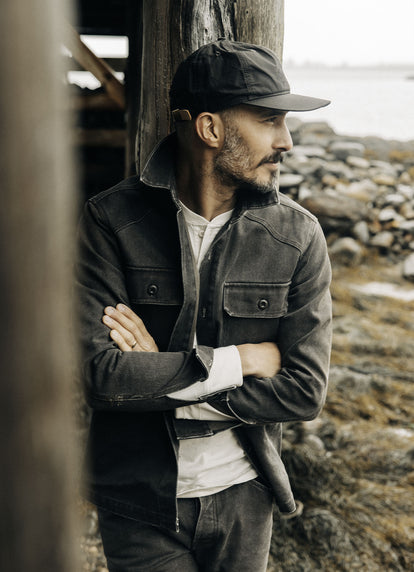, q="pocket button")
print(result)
[258,298,269,310]
[147,284,159,296]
